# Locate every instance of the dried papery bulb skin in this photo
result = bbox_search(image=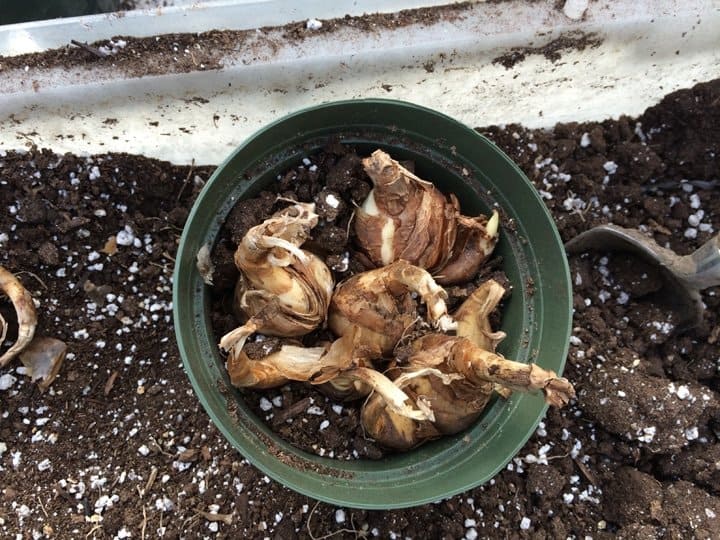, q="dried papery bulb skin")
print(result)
[231,201,334,337]
[196,244,215,285]
[328,260,455,357]
[355,150,500,285]
[0,265,37,367]
[19,337,67,392]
